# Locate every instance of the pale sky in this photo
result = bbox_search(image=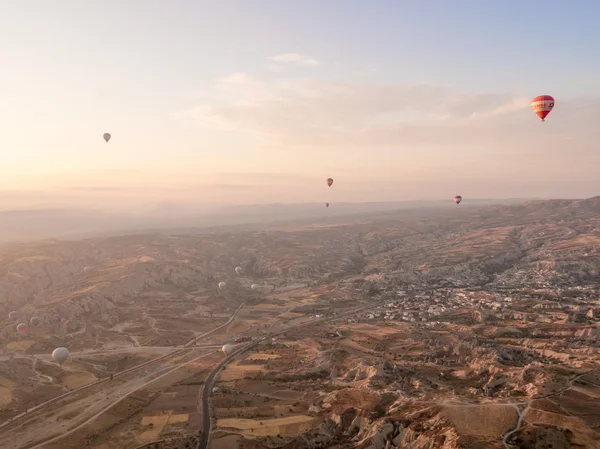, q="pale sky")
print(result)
[1,0,600,211]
